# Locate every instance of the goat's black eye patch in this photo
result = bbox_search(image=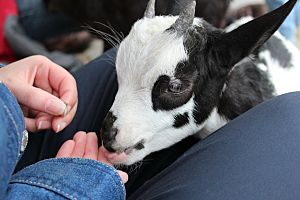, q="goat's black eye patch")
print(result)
[151,75,193,111]
[173,112,189,128]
